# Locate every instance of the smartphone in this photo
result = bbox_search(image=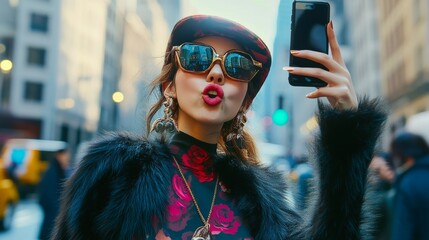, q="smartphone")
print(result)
[289,1,330,87]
